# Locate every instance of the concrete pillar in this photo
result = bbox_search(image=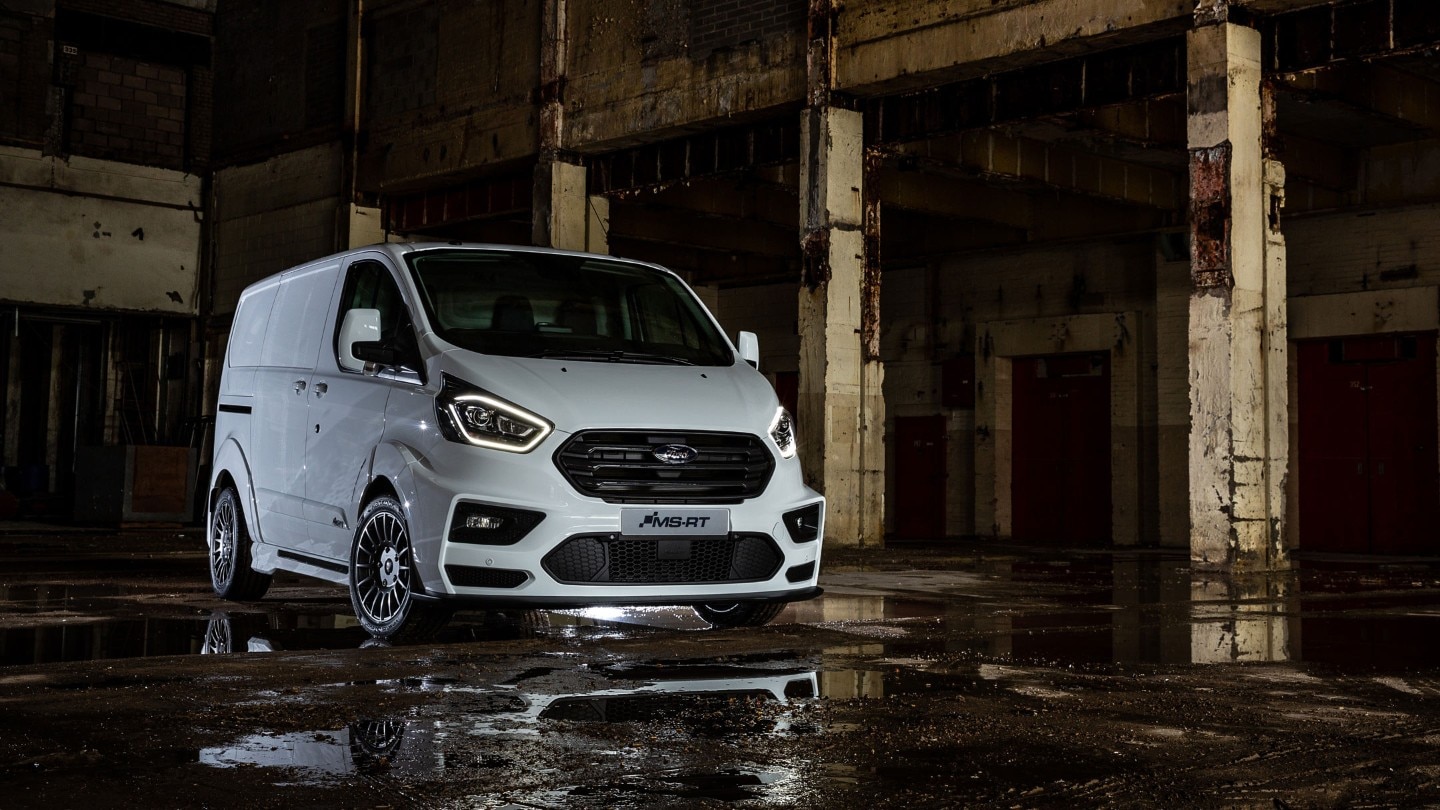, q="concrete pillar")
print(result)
[1186,19,1289,570]
[530,0,605,253]
[798,105,885,548]
[532,159,587,251]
